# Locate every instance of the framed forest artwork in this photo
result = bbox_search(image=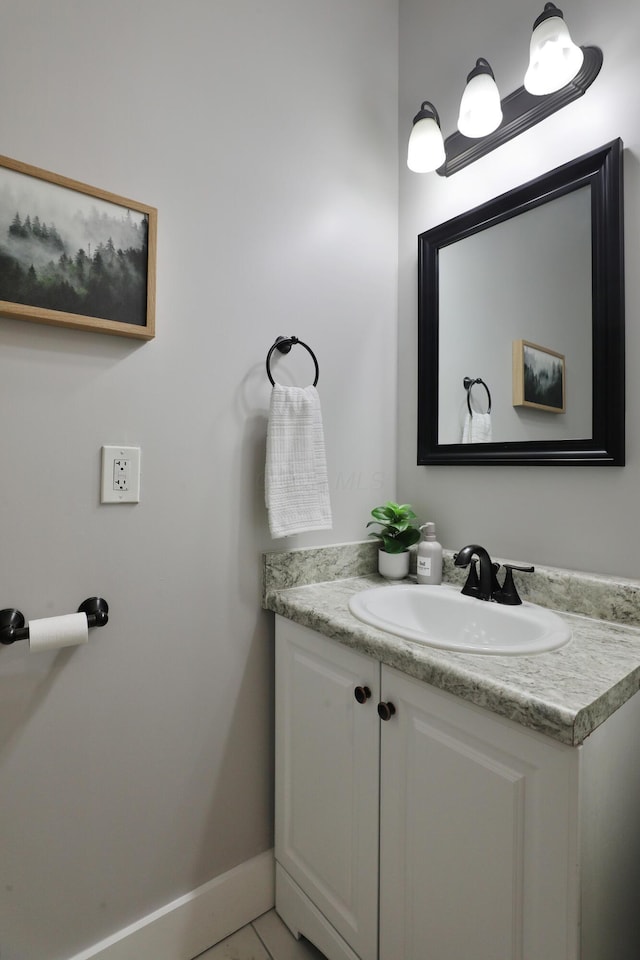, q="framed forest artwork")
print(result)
[0,154,156,339]
[512,339,566,413]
